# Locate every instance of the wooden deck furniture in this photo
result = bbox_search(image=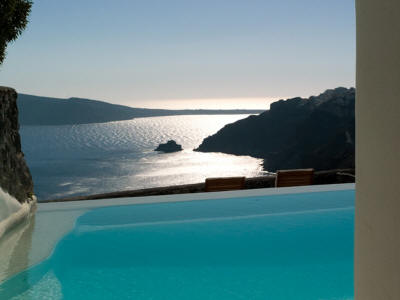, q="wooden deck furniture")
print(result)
[205,176,246,192]
[275,168,314,187]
